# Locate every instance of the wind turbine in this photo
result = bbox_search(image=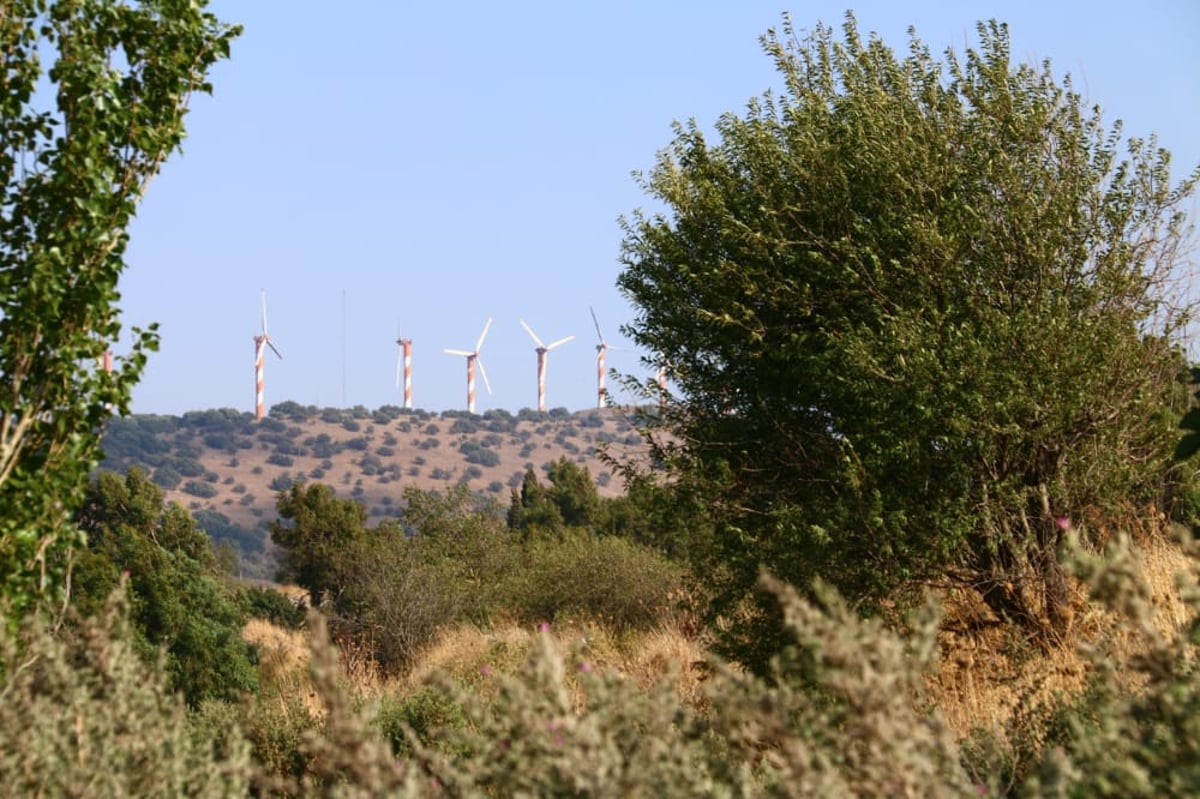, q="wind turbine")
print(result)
[520,319,574,412]
[395,326,413,410]
[589,306,626,409]
[444,317,492,413]
[253,289,282,420]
